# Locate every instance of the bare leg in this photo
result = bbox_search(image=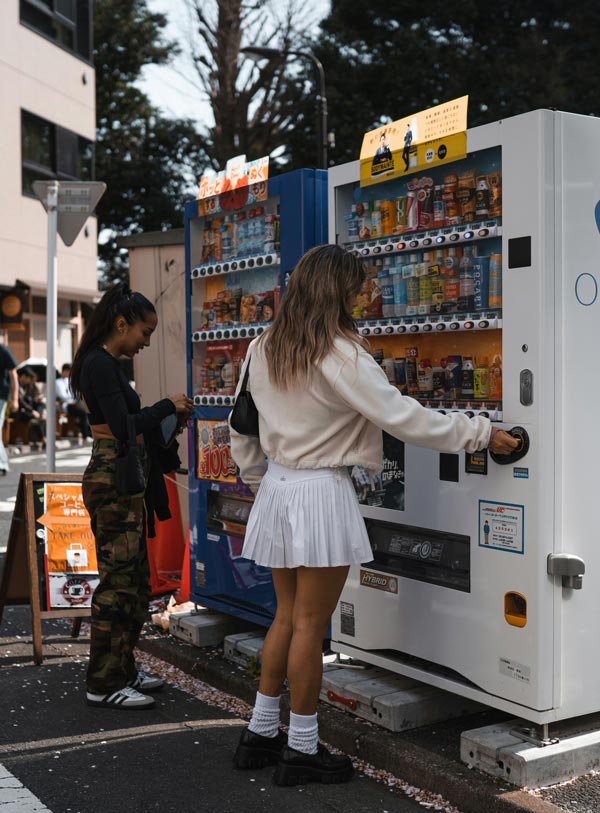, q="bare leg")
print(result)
[258,568,297,697]
[287,566,349,715]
